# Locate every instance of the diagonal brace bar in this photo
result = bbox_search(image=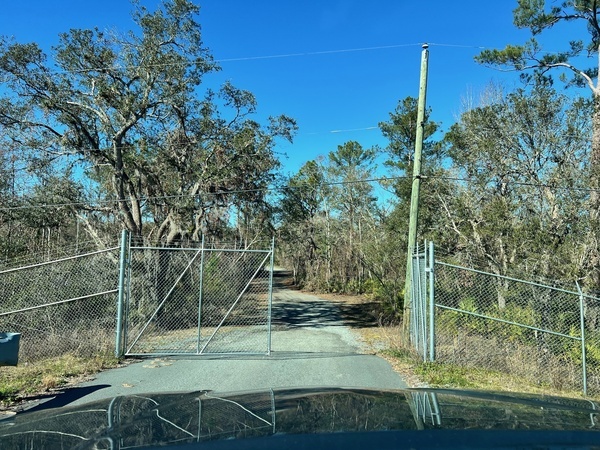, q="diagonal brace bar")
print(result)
[127,248,203,354]
[199,252,271,354]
